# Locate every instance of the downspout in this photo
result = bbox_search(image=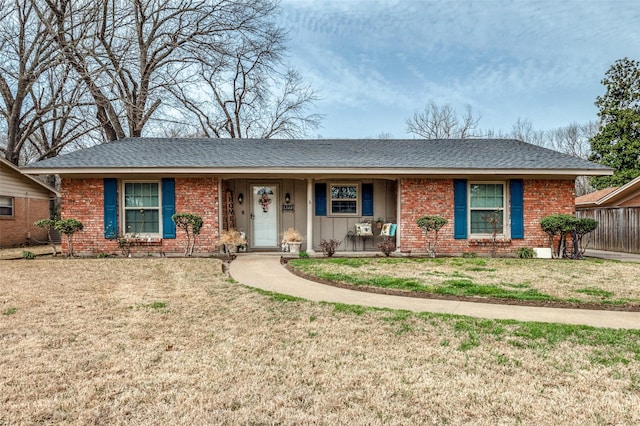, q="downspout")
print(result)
[26,192,31,240]
[218,178,223,253]
[395,179,401,253]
